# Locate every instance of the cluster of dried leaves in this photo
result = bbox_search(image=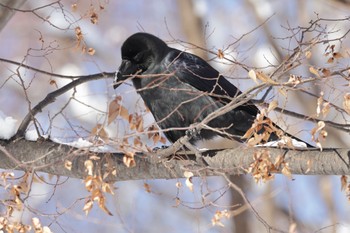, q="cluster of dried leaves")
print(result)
[0,217,53,233]
[107,96,167,144]
[247,149,292,183]
[310,120,327,151]
[83,158,115,216]
[104,96,166,167]
[72,1,106,55]
[308,44,343,78]
[246,43,349,152]
[211,210,231,227]
[74,27,95,55]
[308,45,350,149]
[242,106,284,147]
[0,172,53,233]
